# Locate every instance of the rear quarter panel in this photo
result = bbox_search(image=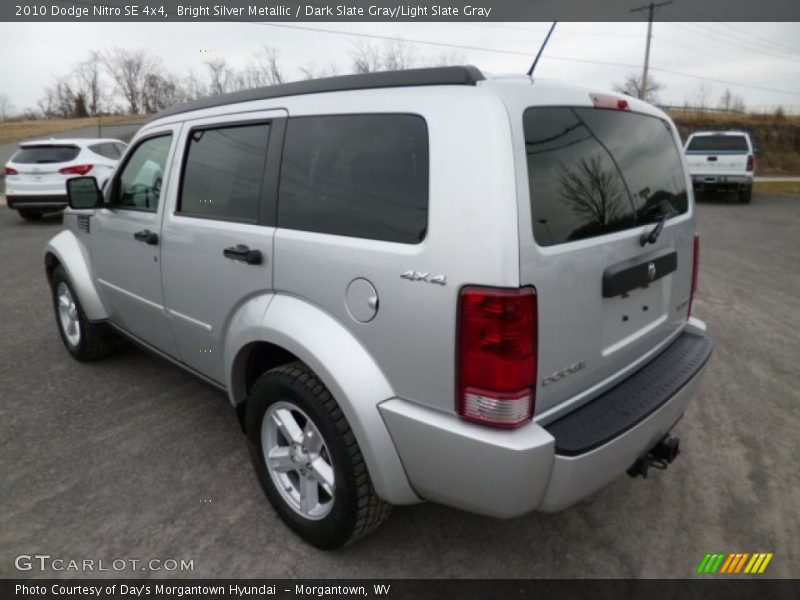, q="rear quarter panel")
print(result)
[272,86,520,416]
